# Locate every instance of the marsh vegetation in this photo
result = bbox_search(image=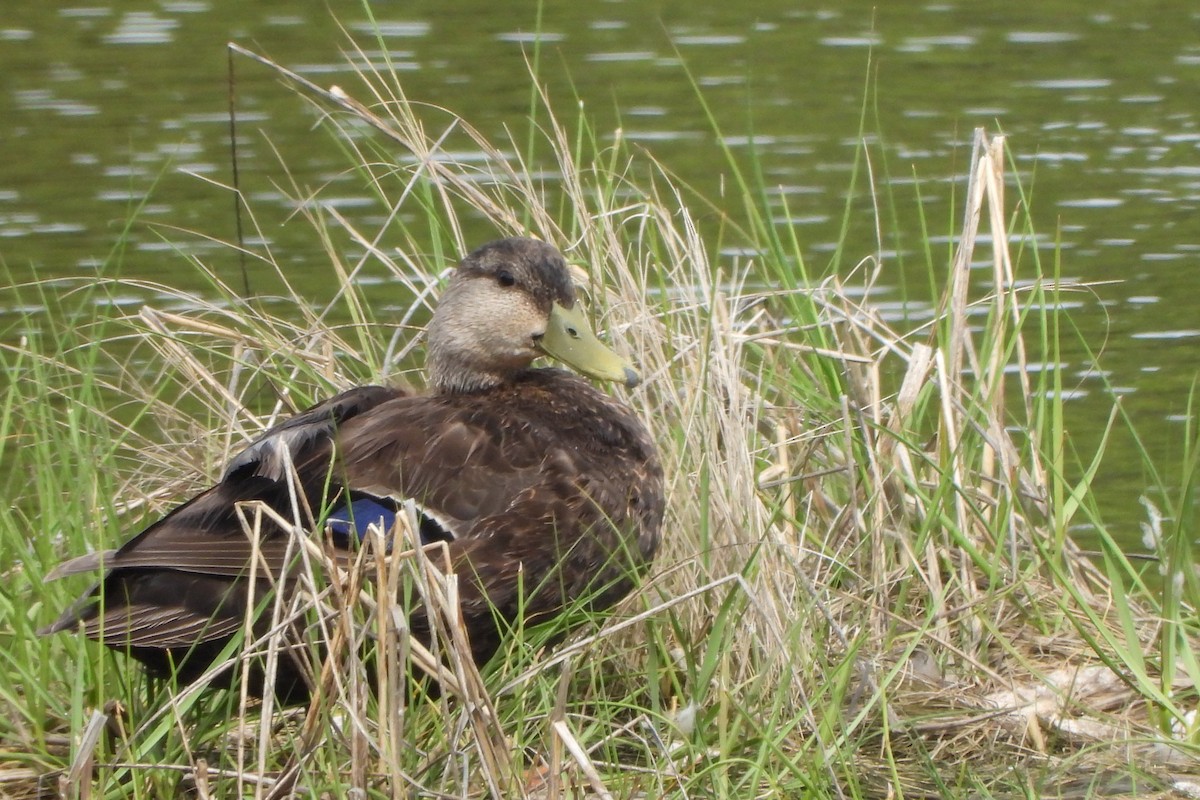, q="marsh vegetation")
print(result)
[2,42,1199,799]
